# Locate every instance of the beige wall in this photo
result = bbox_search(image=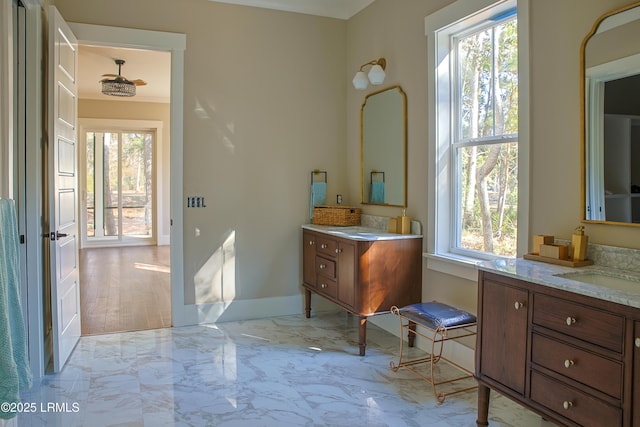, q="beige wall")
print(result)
[49,0,640,318]
[347,0,640,314]
[79,99,171,241]
[54,0,347,306]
